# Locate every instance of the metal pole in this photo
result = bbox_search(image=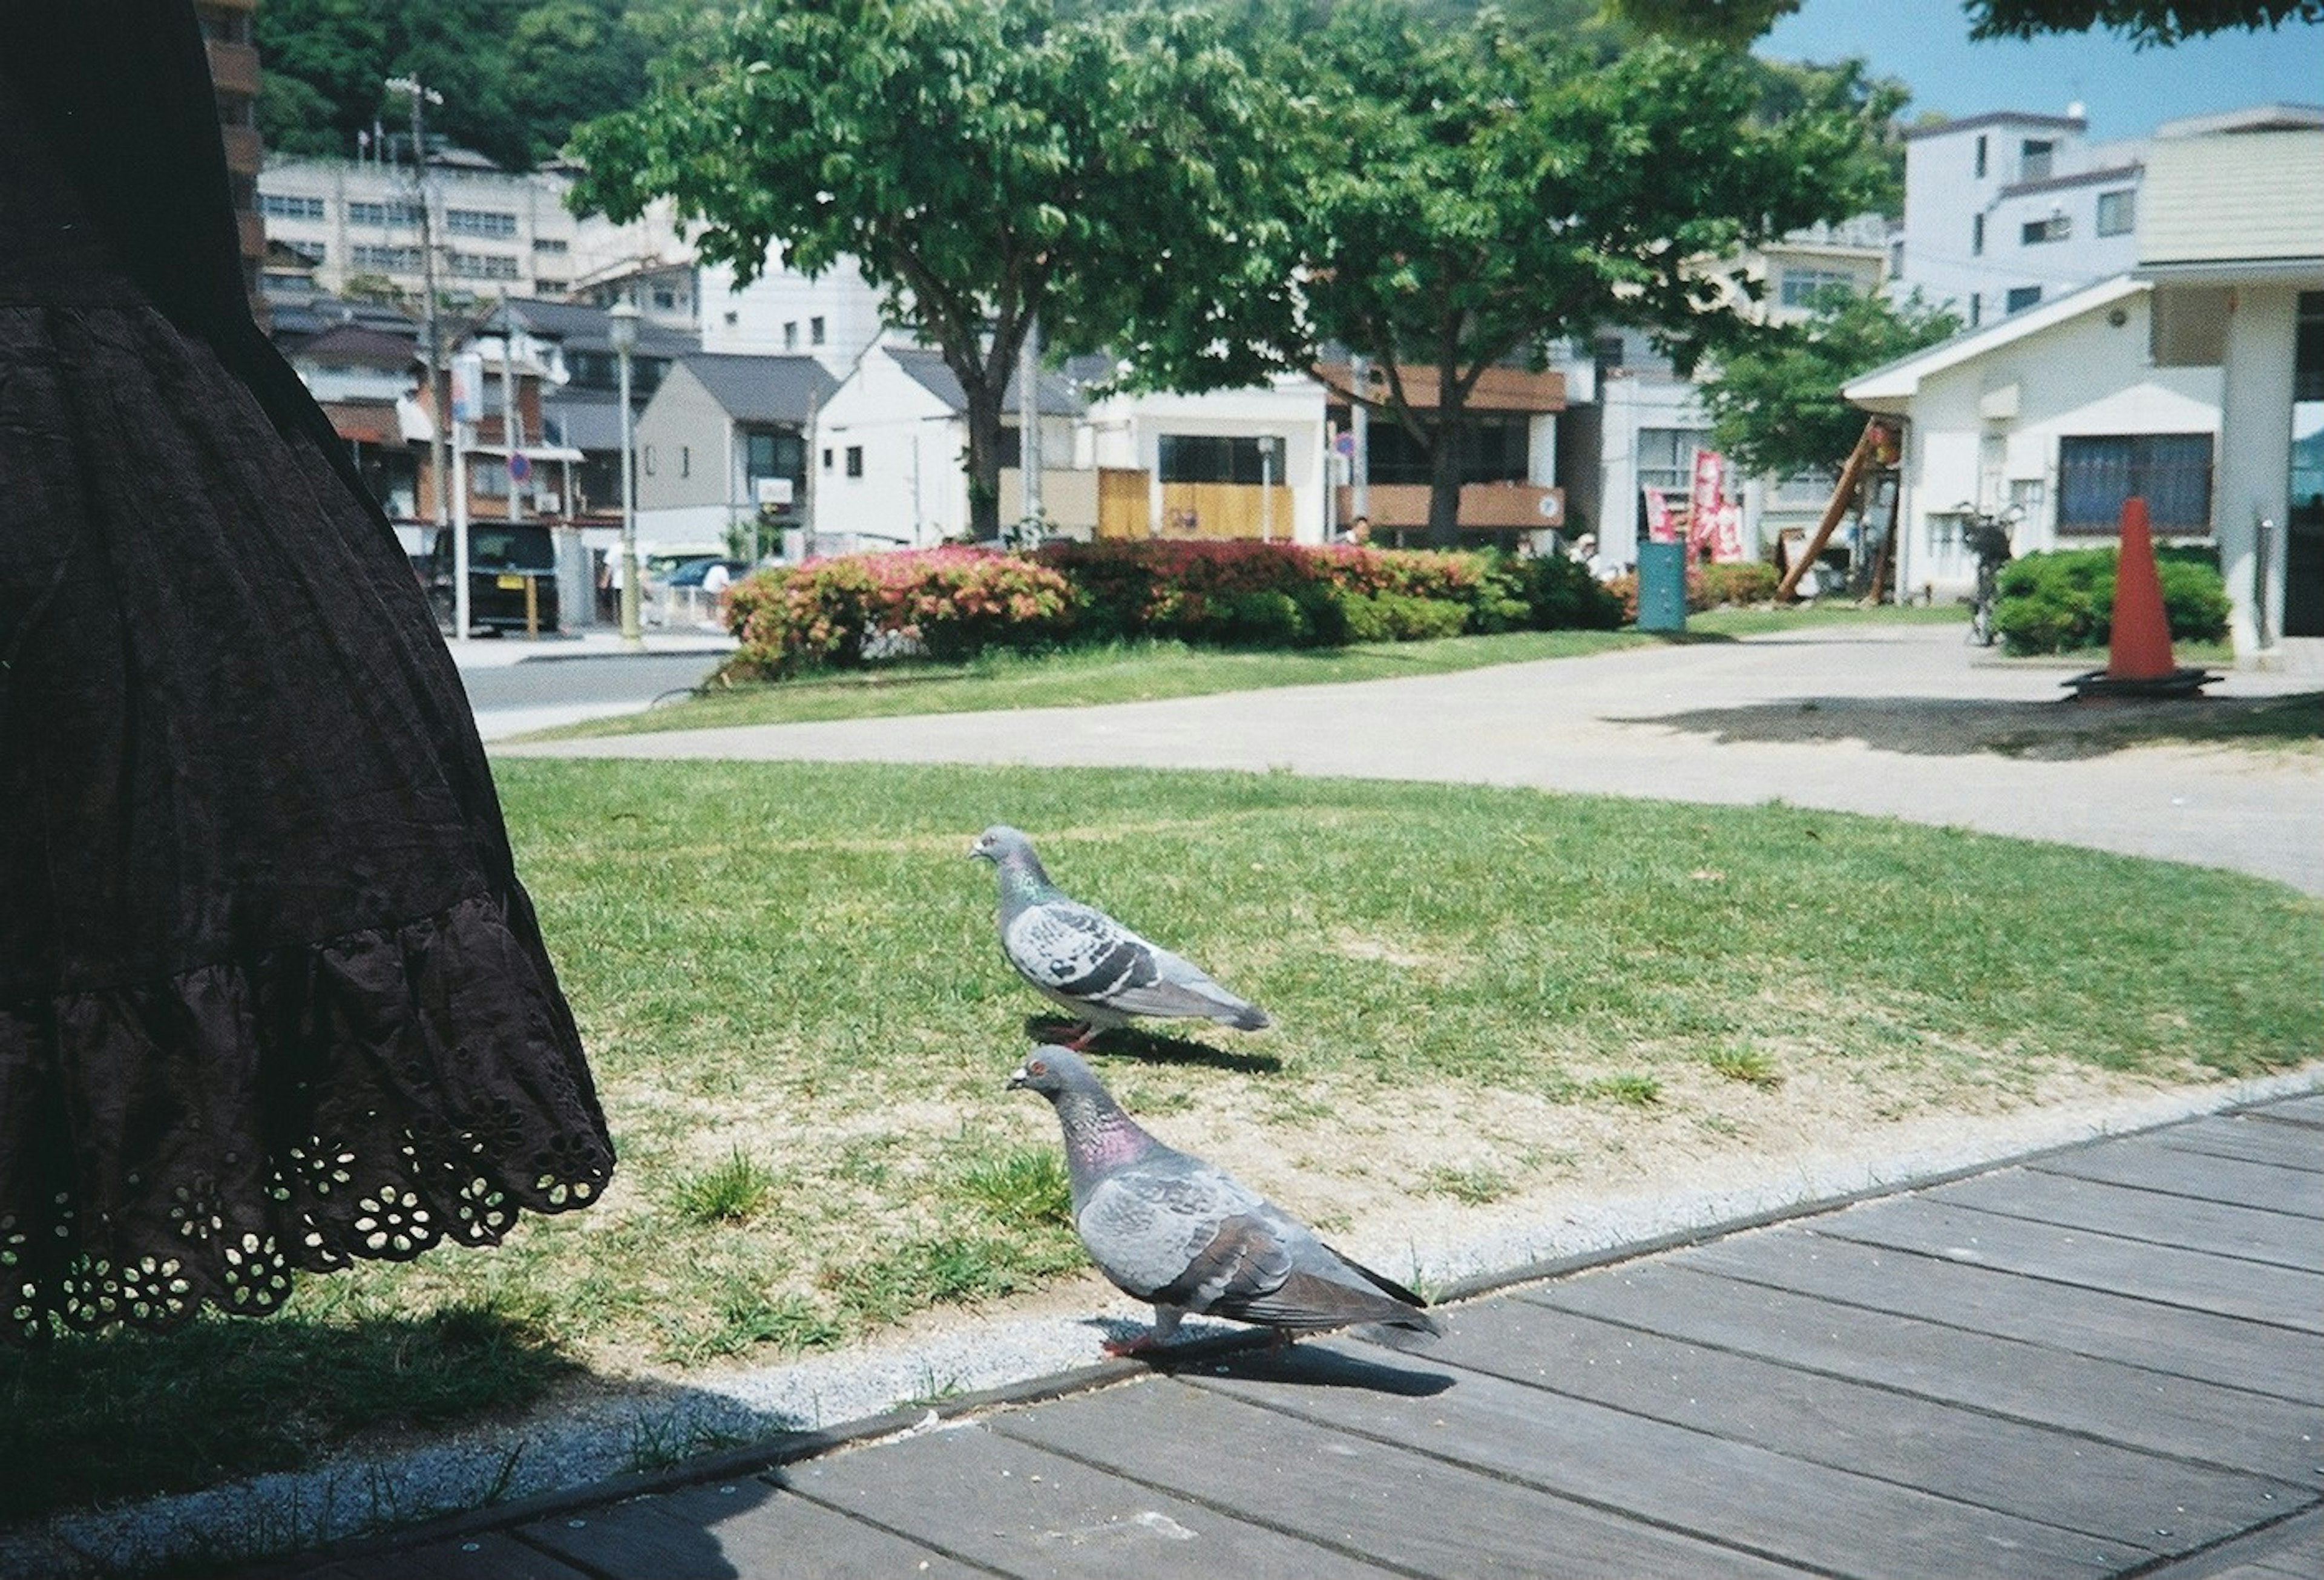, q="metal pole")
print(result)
[612,303,642,650]
[1348,354,1371,530]
[499,292,522,524]
[388,76,453,629]
[1018,314,1042,542]
[1261,439,1274,542]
